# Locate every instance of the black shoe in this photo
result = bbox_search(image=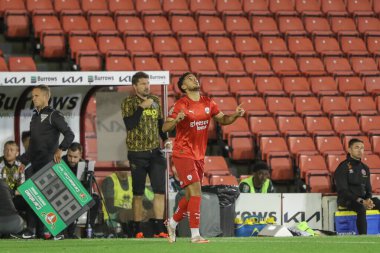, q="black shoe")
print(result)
[10,229,35,239]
